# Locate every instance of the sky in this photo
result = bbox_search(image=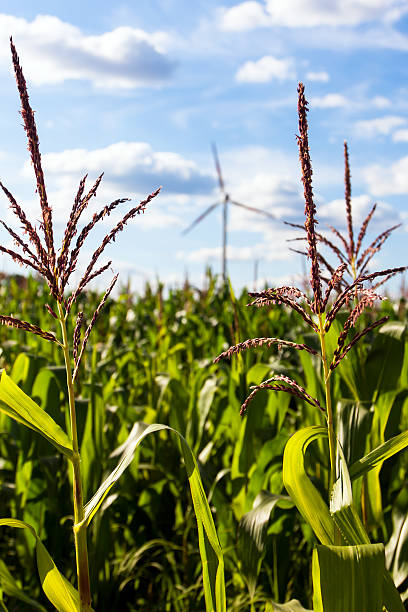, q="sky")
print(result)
[0,1,408,295]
